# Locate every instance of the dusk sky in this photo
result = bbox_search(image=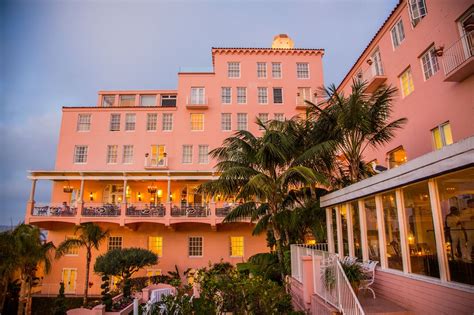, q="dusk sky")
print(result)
[0,0,398,225]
